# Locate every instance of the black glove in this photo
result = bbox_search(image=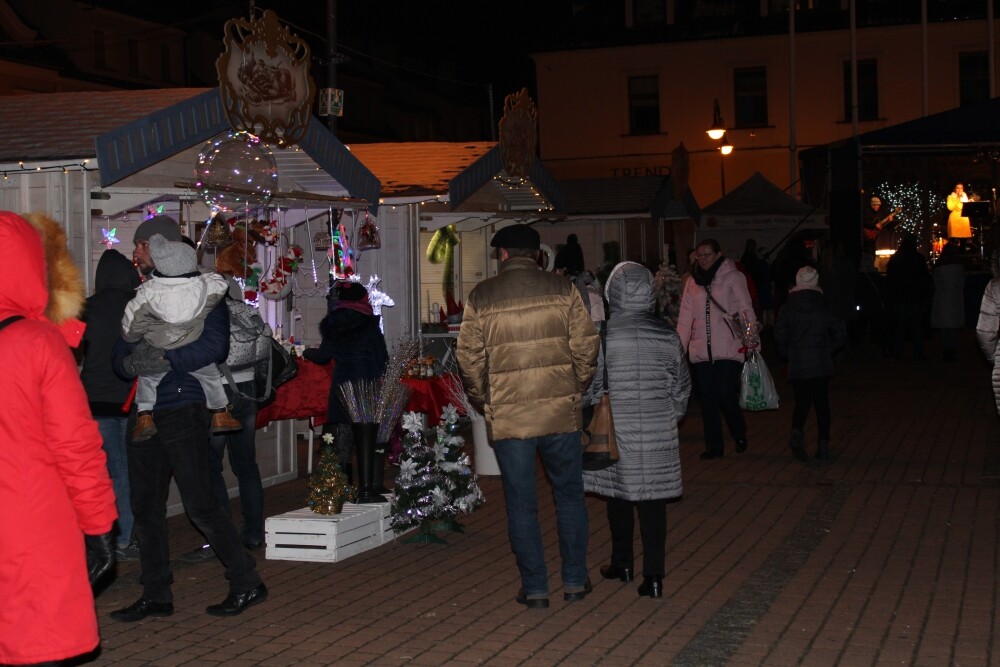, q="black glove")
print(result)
[85,532,115,588]
[124,340,172,376]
